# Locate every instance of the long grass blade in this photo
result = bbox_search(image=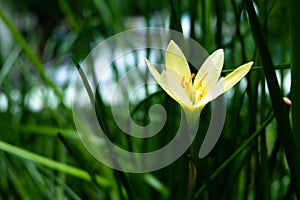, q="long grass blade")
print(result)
[0,140,110,187]
[244,0,300,197]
